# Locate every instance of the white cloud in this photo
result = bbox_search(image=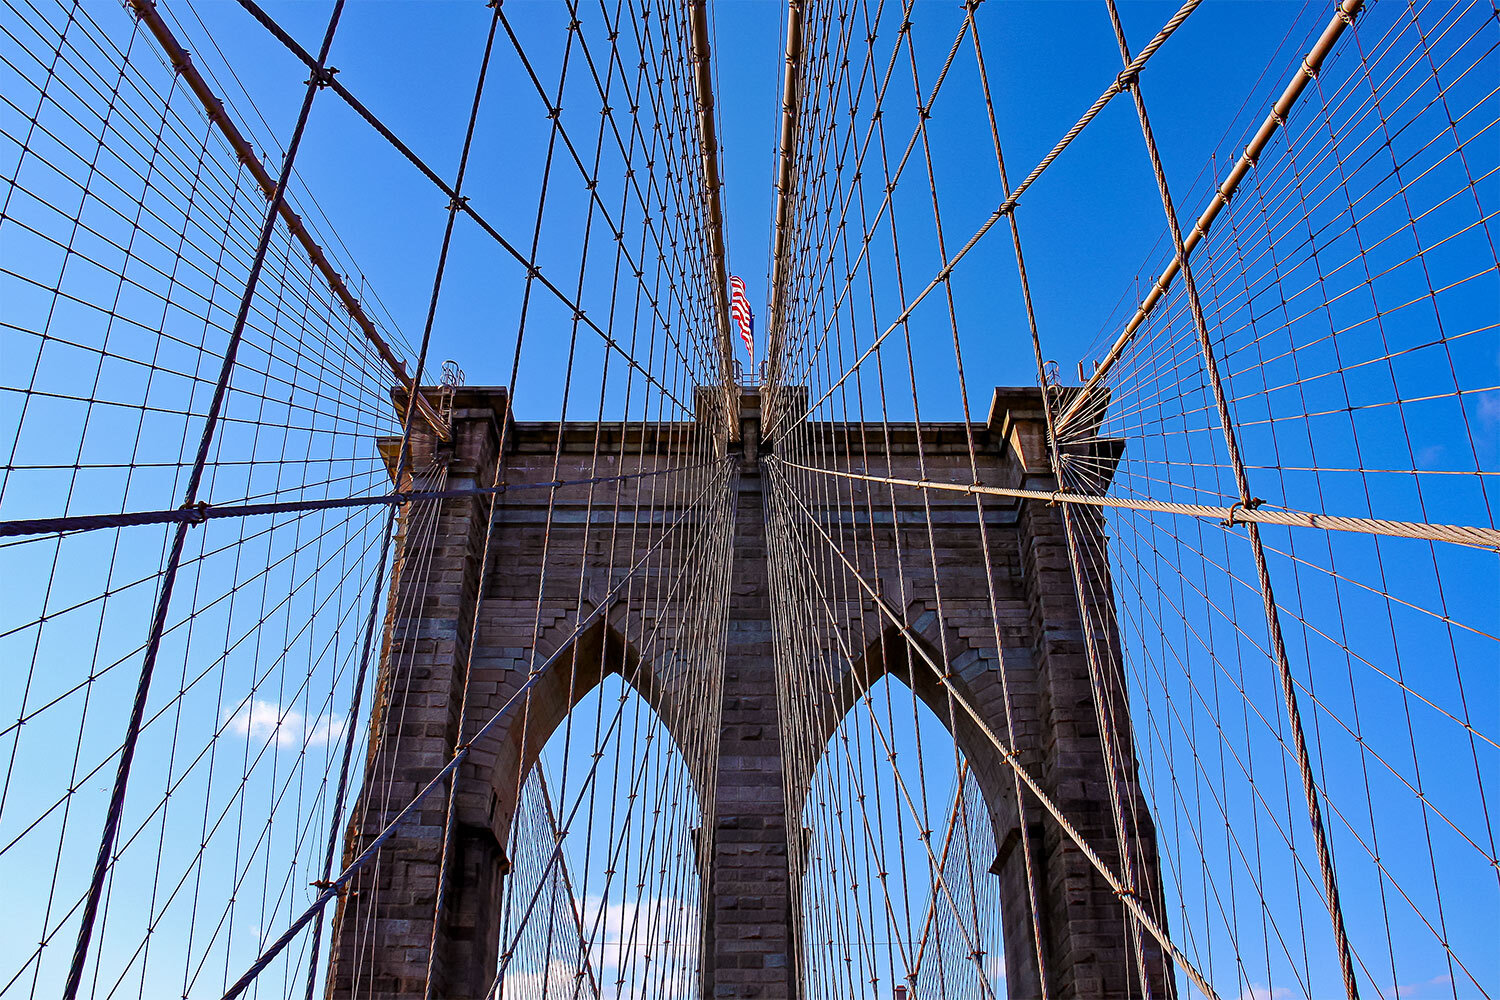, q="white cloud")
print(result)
[1235,986,1291,1000]
[1478,392,1500,429]
[500,957,588,1000]
[577,895,698,1000]
[983,950,1006,985]
[1397,974,1453,998]
[224,697,346,751]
